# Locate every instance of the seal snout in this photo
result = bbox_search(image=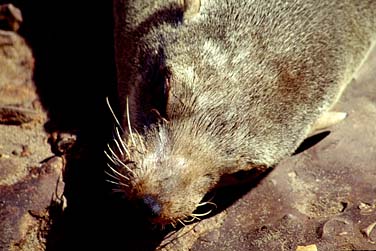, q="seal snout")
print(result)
[138,195,162,218]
